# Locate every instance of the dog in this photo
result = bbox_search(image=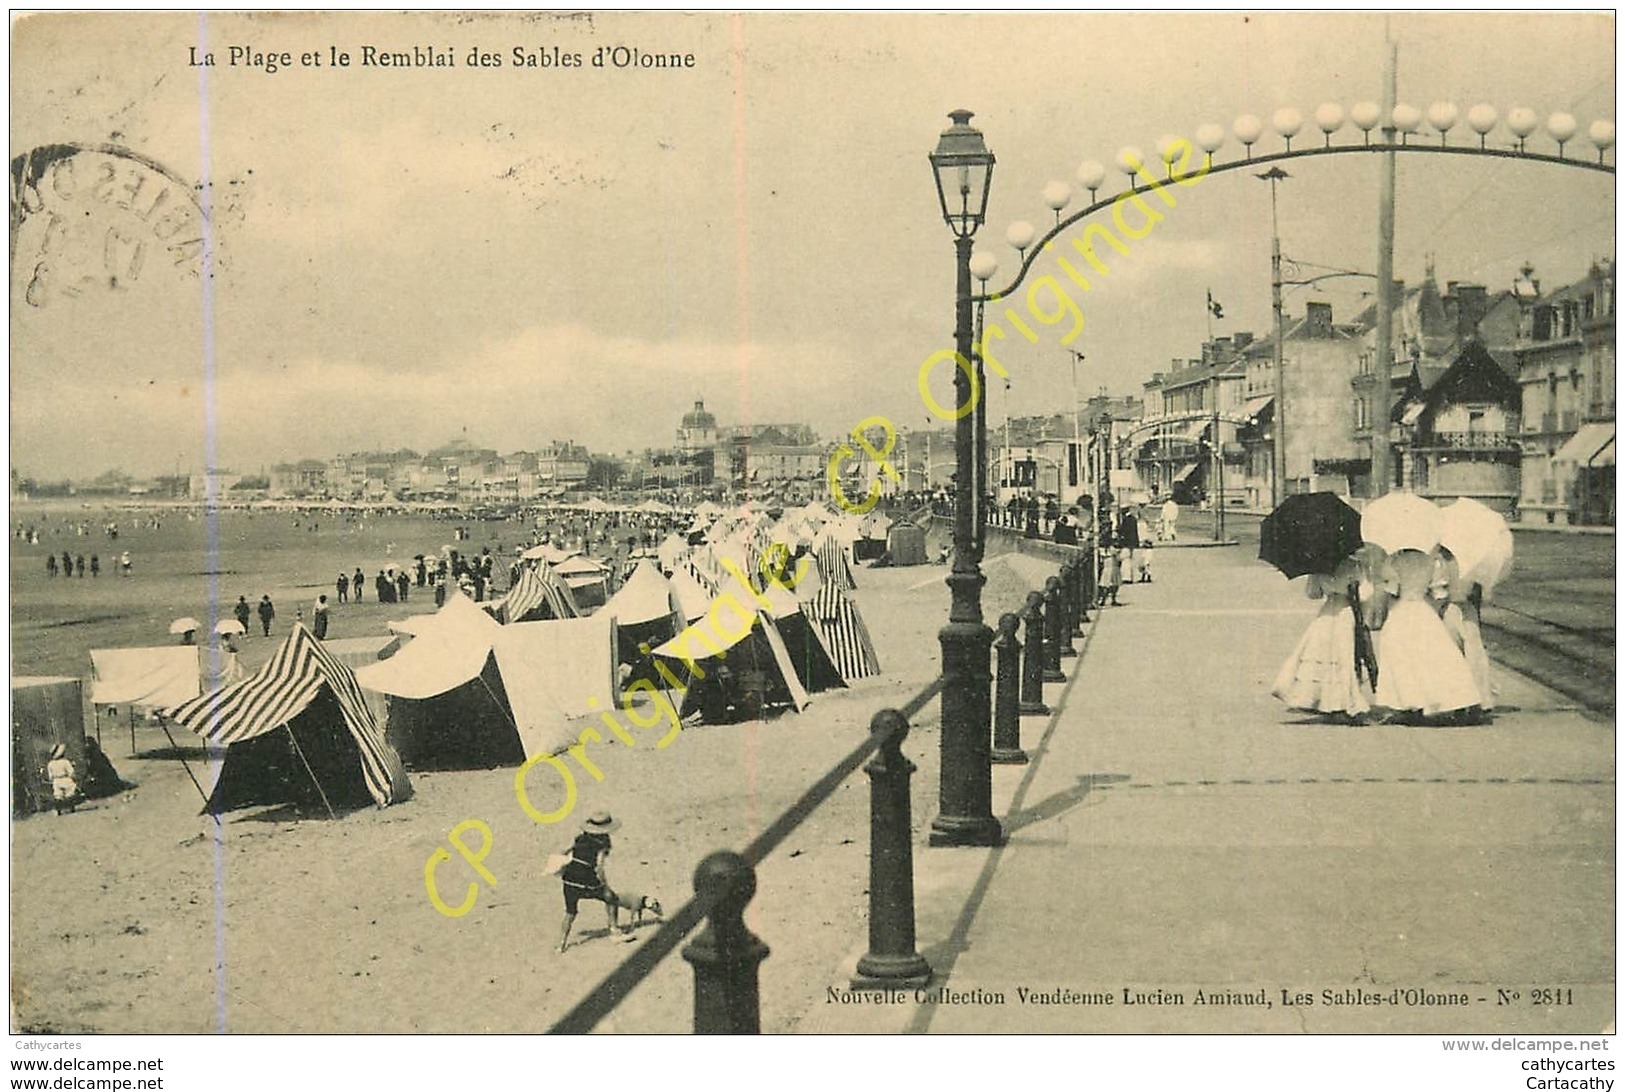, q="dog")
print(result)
[612,890,663,924]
